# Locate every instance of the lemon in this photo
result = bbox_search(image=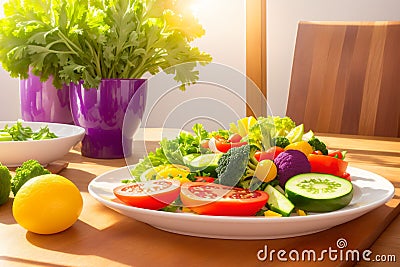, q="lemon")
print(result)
[286,124,304,143]
[12,174,83,235]
[285,141,314,156]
